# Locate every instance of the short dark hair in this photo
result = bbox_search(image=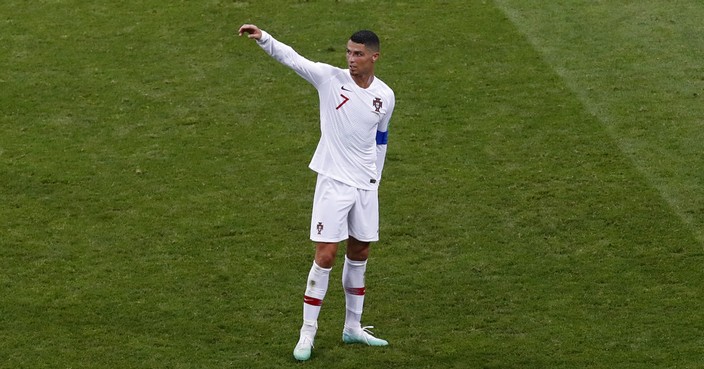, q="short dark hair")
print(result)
[350,30,380,52]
